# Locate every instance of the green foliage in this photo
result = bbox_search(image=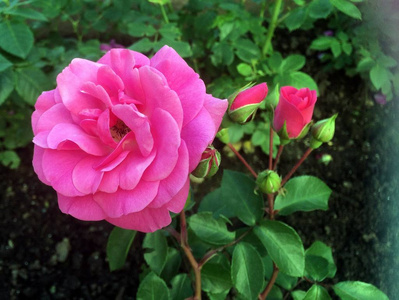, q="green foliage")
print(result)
[136,272,170,300]
[333,281,389,300]
[143,231,168,276]
[106,227,136,271]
